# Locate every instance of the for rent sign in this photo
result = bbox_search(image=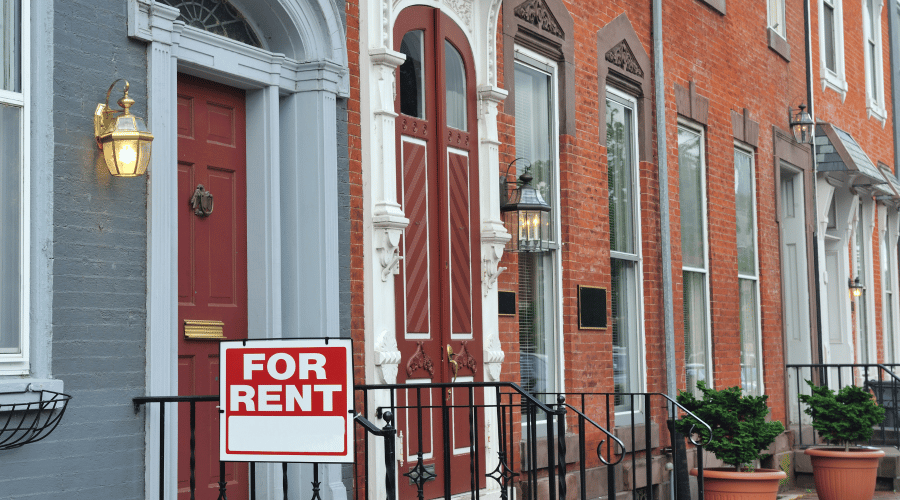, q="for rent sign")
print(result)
[219,338,354,463]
